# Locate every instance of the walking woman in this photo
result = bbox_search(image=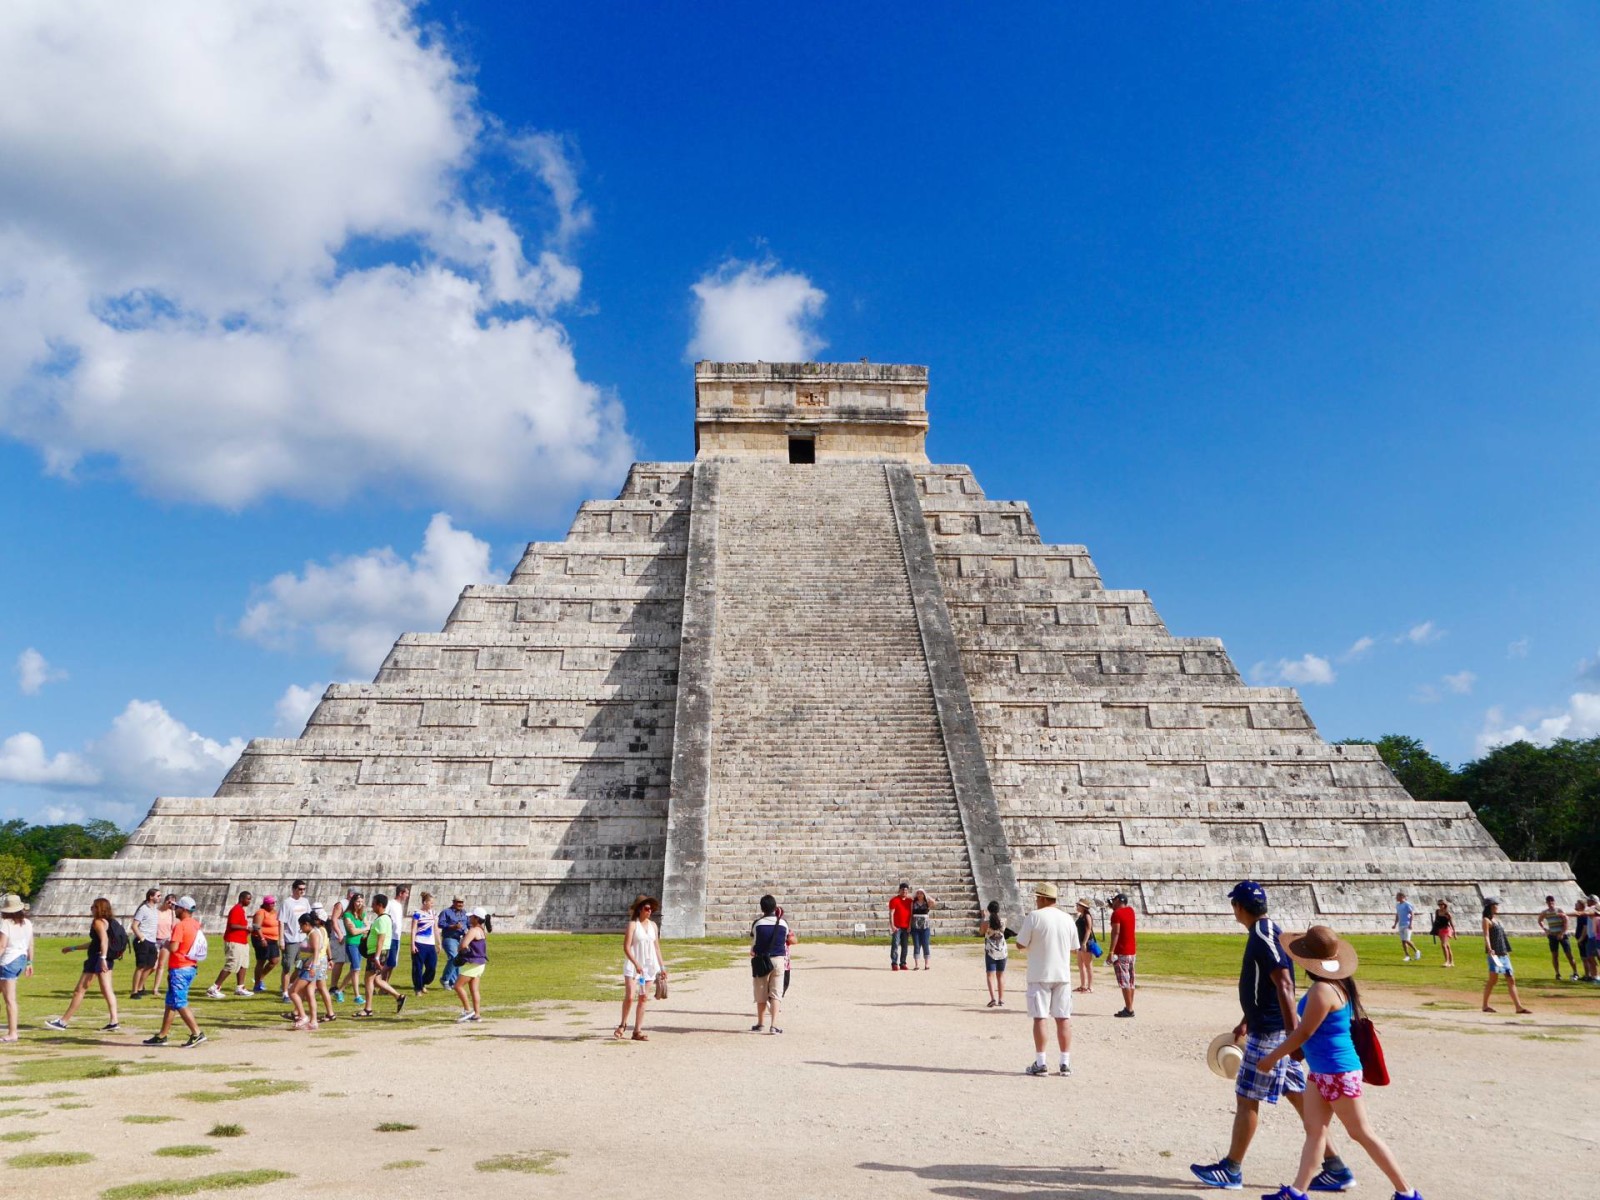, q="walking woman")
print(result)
[452,908,490,1023]
[910,888,936,969]
[46,897,120,1032]
[1480,897,1531,1014]
[1430,899,1455,968]
[288,910,329,1030]
[979,899,1008,1007]
[1073,898,1095,993]
[1258,925,1423,1200]
[616,895,664,1041]
[340,893,369,1007]
[410,891,438,995]
[0,894,34,1042]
